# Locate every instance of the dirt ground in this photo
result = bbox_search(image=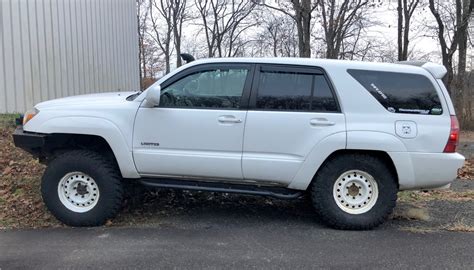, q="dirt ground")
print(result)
[460,131,474,143]
[1,126,473,232]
